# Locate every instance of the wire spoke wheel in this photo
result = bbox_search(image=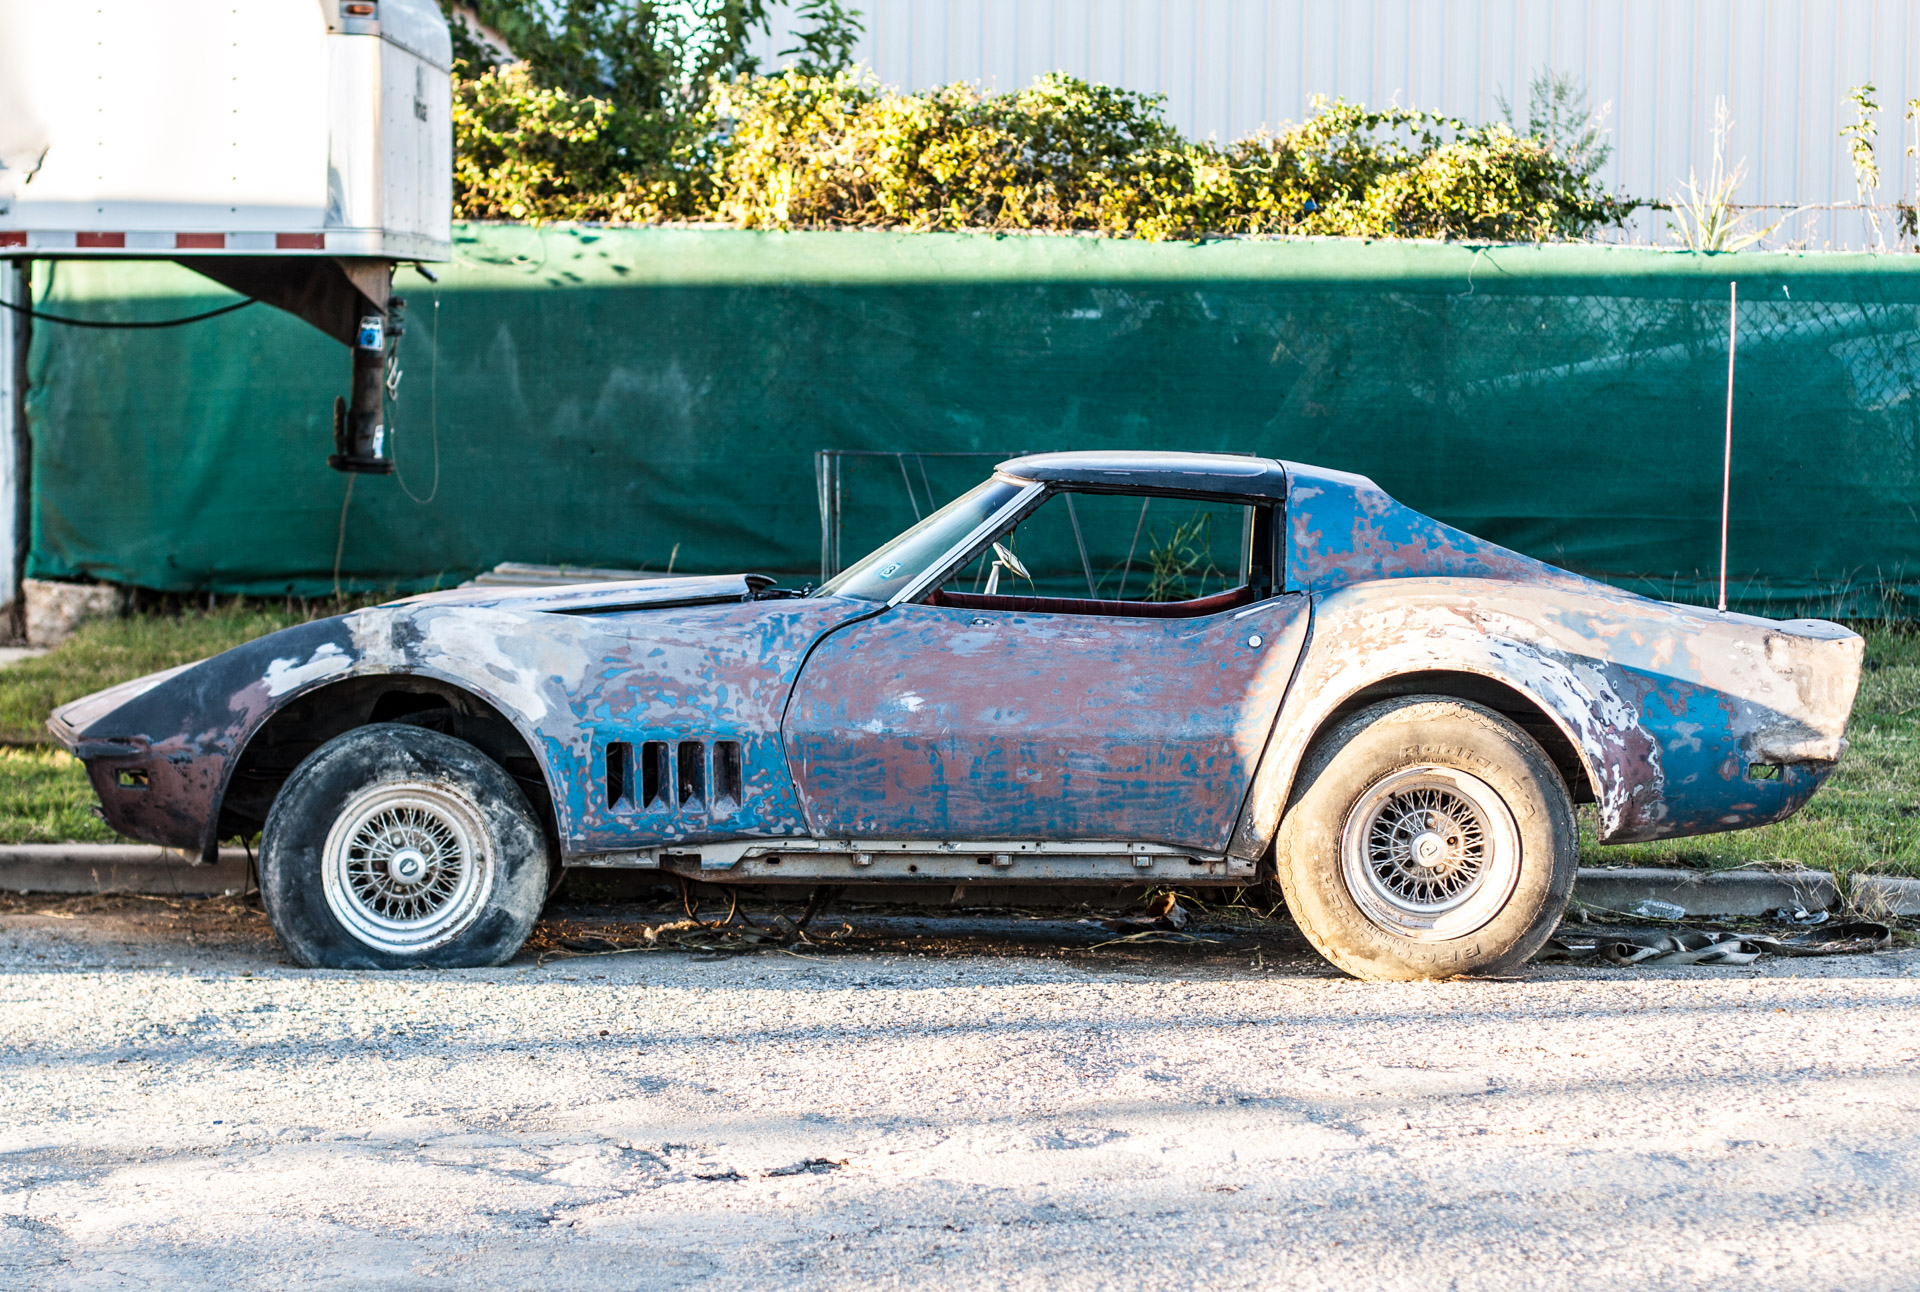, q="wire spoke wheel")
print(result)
[321,780,494,953]
[1339,766,1522,942]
